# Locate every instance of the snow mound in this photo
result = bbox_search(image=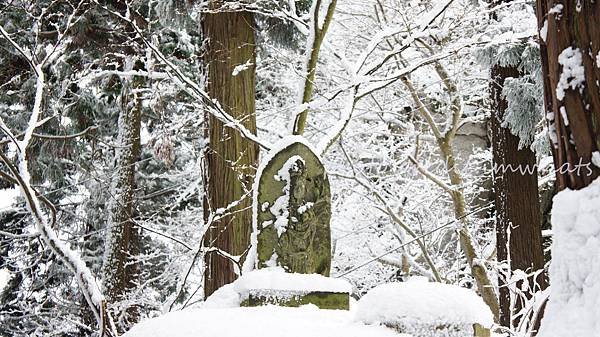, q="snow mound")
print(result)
[538,179,600,337]
[124,306,408,337]
[202,283,241,309]
[235,267,352,294]
[355,279,493,337]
